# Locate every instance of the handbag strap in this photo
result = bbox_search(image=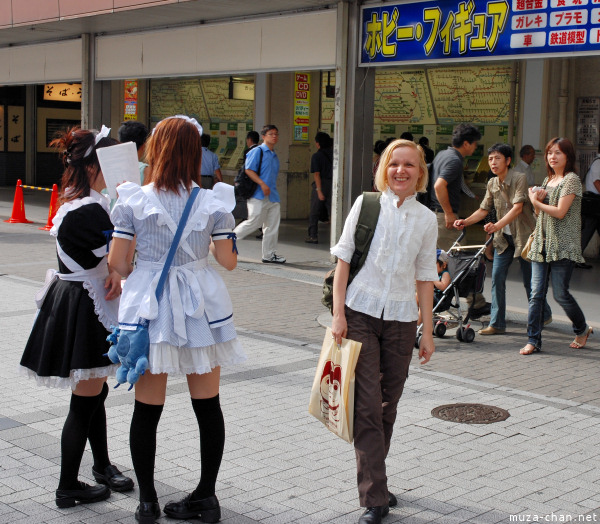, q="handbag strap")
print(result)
[155,186,200,301]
